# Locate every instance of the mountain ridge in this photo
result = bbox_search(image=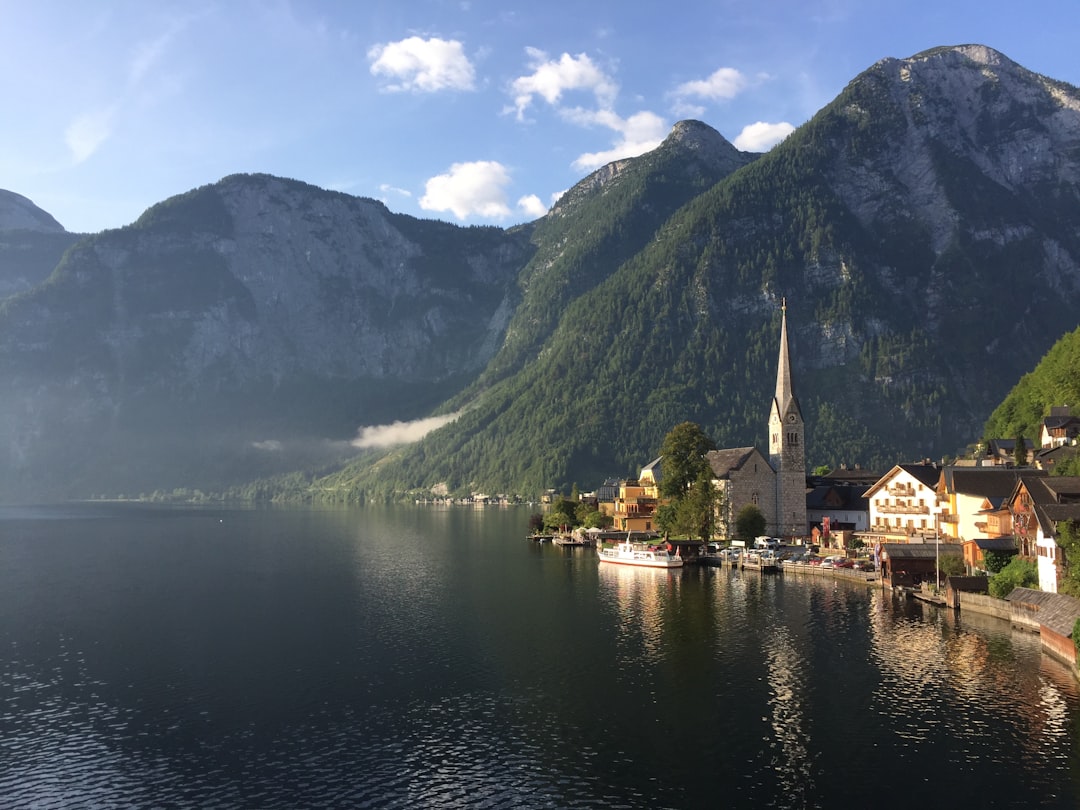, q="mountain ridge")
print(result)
[2,44,1079,502]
